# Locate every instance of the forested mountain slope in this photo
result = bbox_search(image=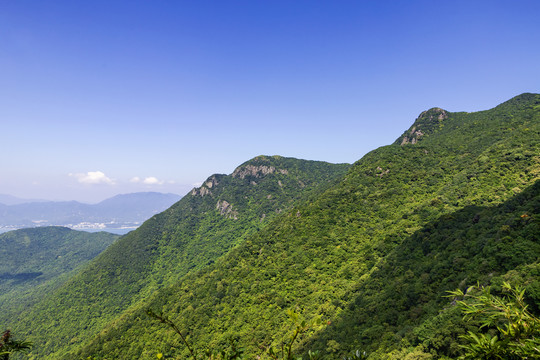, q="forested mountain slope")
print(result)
[0,227,118,328]
[13,157,349,358]
[71,93,540,359]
